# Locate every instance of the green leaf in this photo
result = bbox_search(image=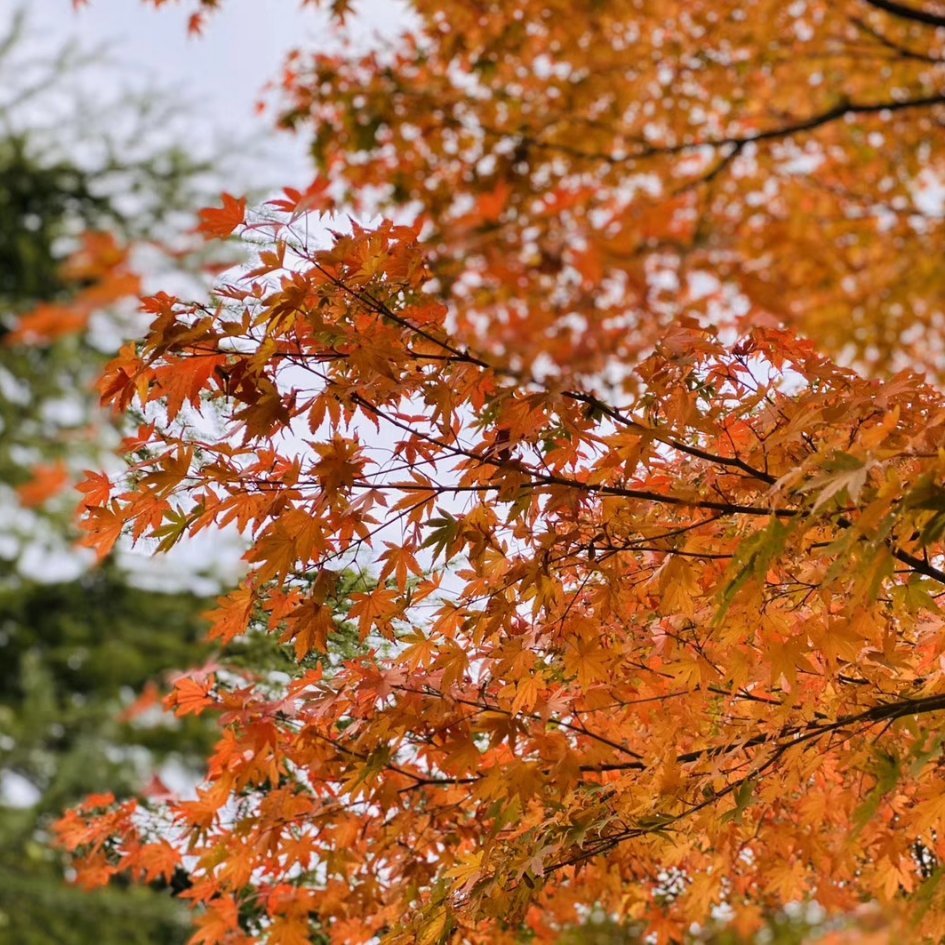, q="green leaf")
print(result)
[716,516,791,619]
[421,510,460,562]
